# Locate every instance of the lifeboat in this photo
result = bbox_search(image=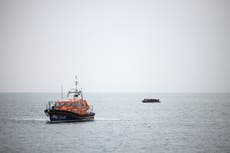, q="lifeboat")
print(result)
[44,76,95,122]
